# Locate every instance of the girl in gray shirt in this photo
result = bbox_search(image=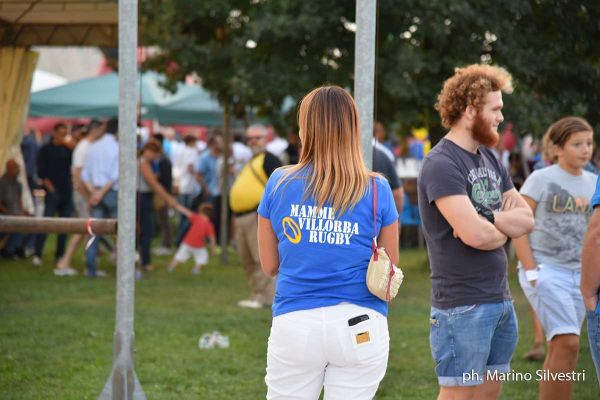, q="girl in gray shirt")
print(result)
[514,116,596,400]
